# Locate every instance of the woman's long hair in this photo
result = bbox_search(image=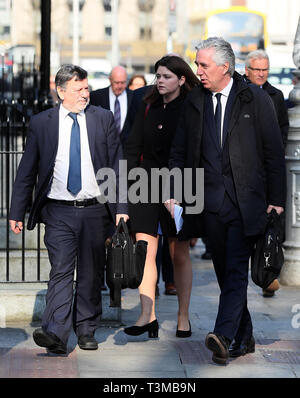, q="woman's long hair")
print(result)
[144,55,200,104]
